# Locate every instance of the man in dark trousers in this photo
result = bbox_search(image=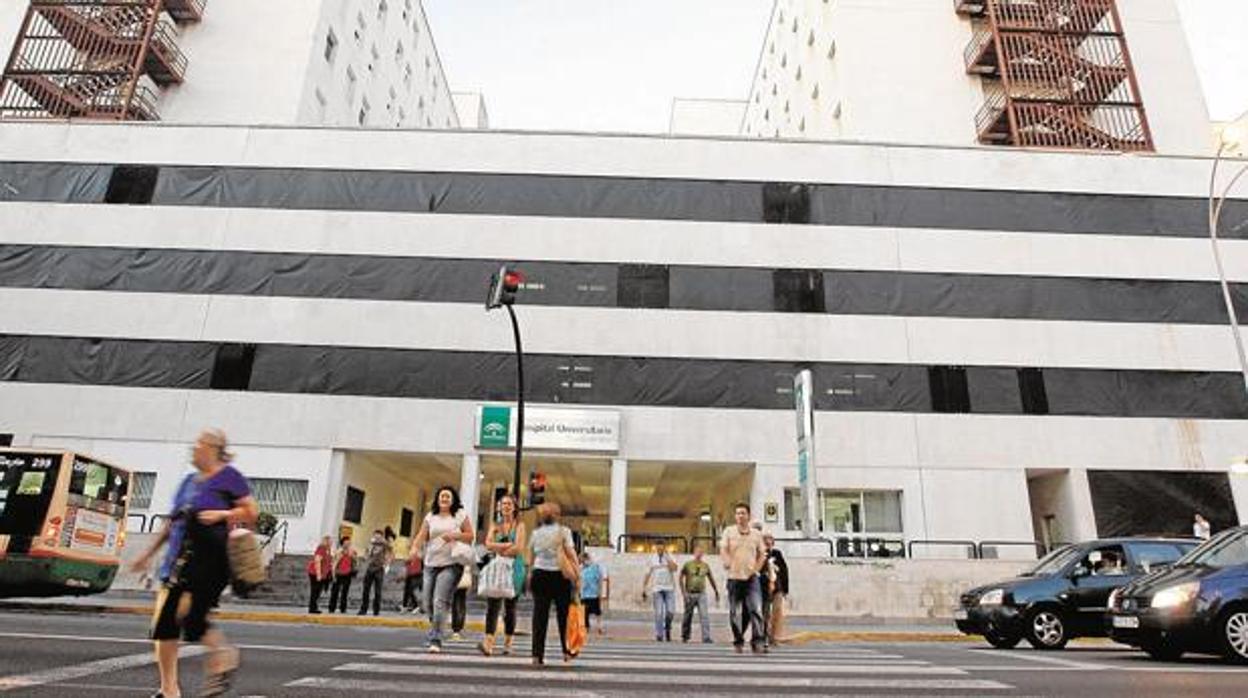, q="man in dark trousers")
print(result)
[358,529,393,616]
